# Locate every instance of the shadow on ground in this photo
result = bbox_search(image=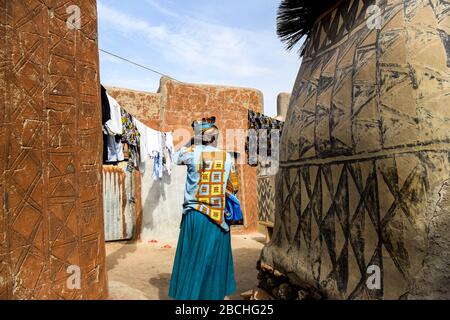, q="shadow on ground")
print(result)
[106,240,138,271]
[146,246,263,300]
[149,273,172,300]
